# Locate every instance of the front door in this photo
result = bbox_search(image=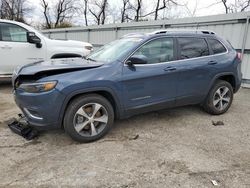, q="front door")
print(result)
[121,37,178,114]
[0,22,46,76]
